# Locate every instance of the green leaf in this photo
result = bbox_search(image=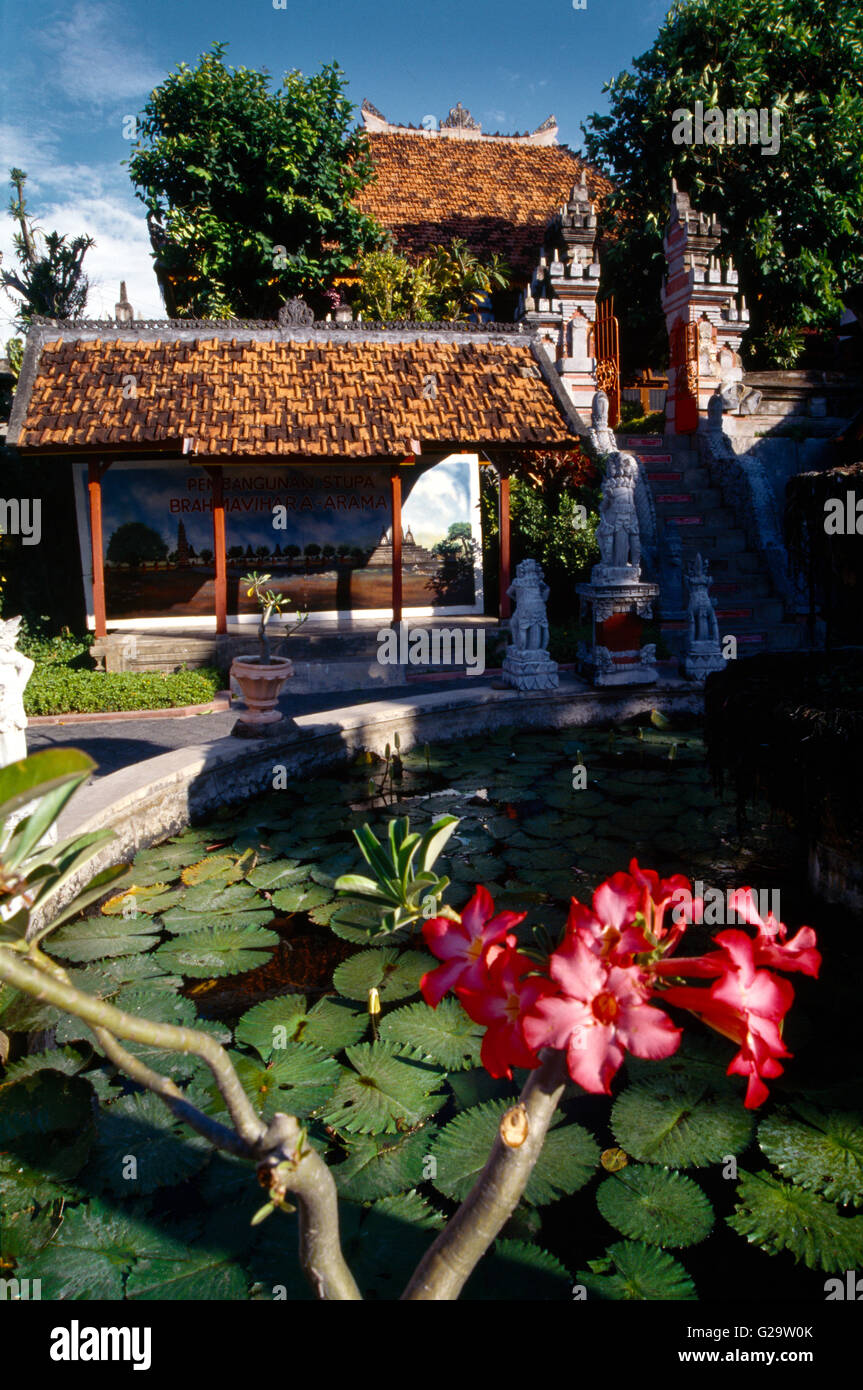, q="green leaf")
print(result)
[371,1189,444,1230]
[0,748,94,826]
[235,994,366,1056]
[333,1126,439,1201]
[160,908,273,935]
[127,1245,250,1300]
[26,1199,180,1299]
[88,1091,210,1194]
[379,996,483,1070]
[320,1042,447,1134]
[48,913,160,961]
[245,858,305,889]
[1,1046,87,1083]
[416,816,460,872]
[611,1075,755,1168]
[576,1240,697,1300]
[0,1071,93,1142]
[180,880,261,913]
[270,883,334,913]
[464,1239,572,1301]
[597,1166,714,1248]
[728,1170,863,1273]
[0,1123,94,1210]
[332,948,433,1004]
[154,925,278,977]
[180,853,244,885]
[757,1107,863,1207]
[431,1101,599,1205]
[201,1045,340,1122]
